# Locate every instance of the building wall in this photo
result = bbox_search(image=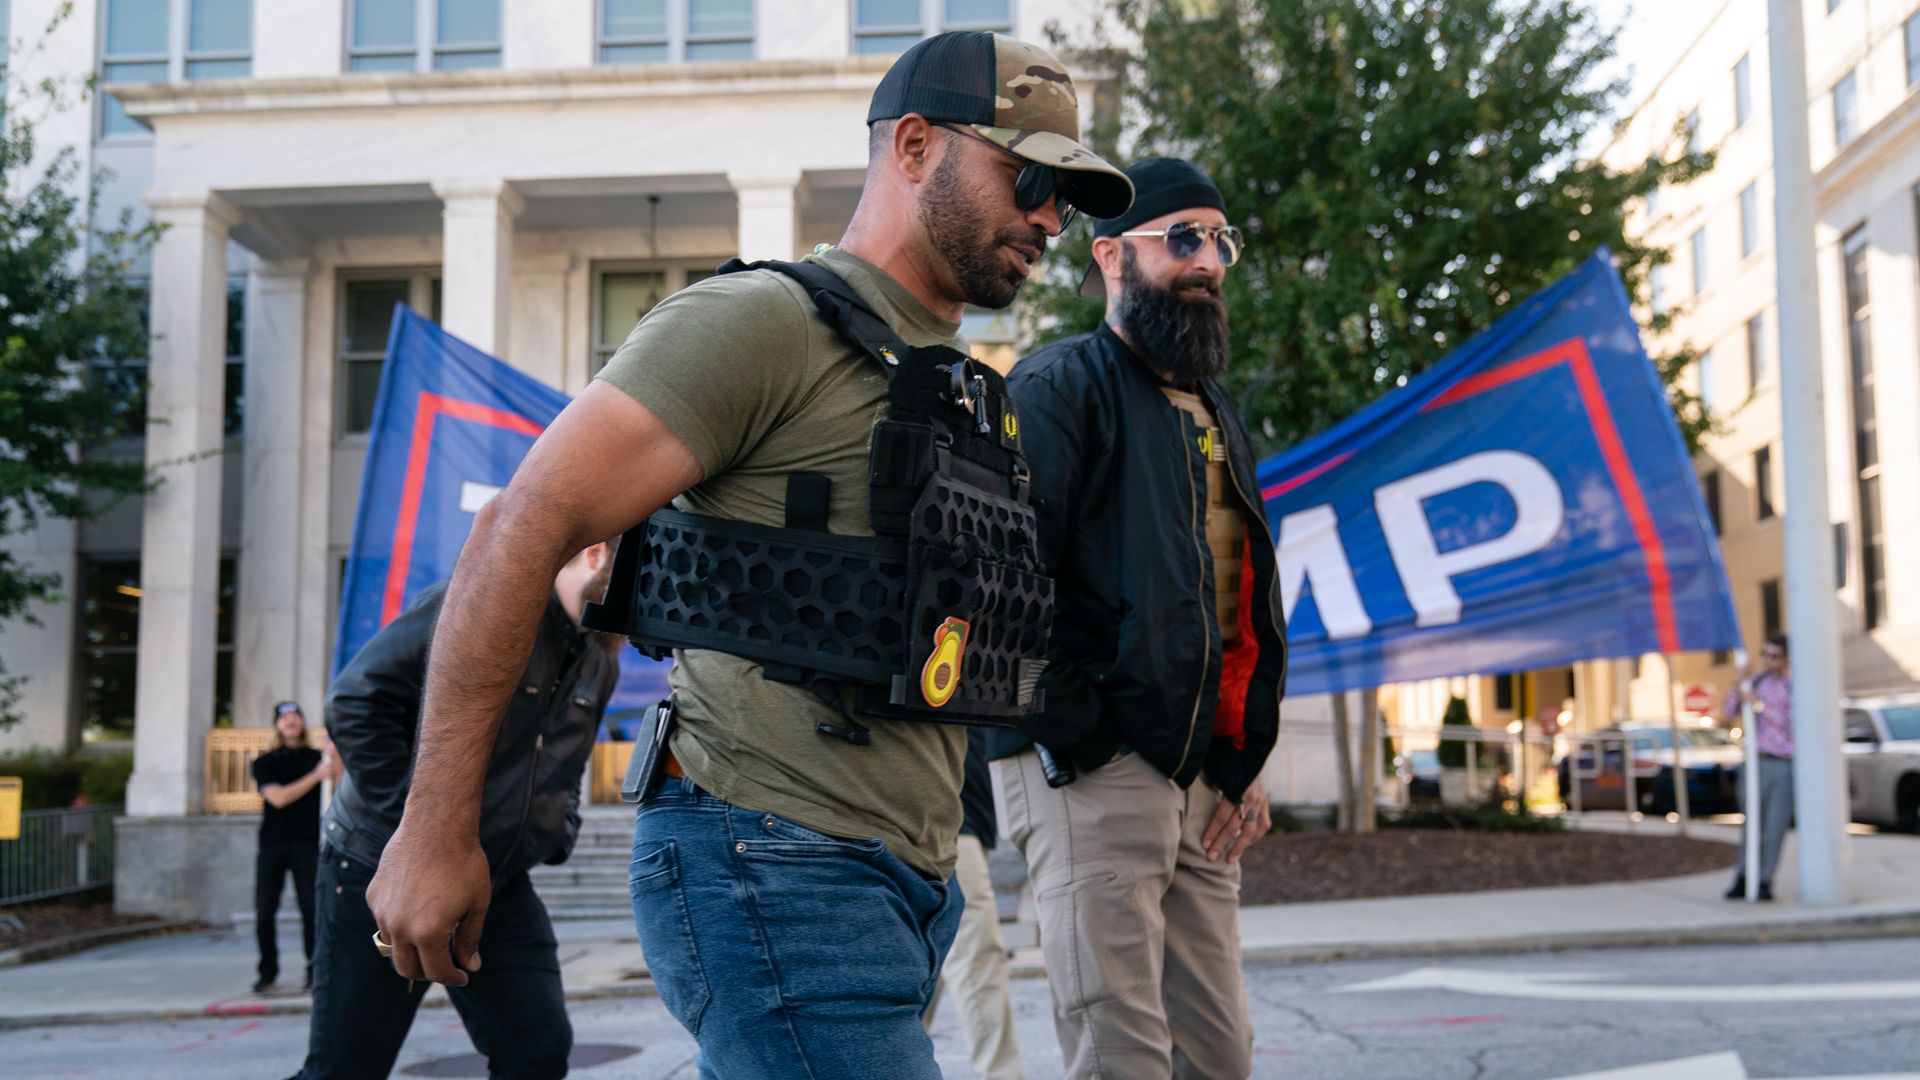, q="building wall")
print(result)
[1599,0,1920,723]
